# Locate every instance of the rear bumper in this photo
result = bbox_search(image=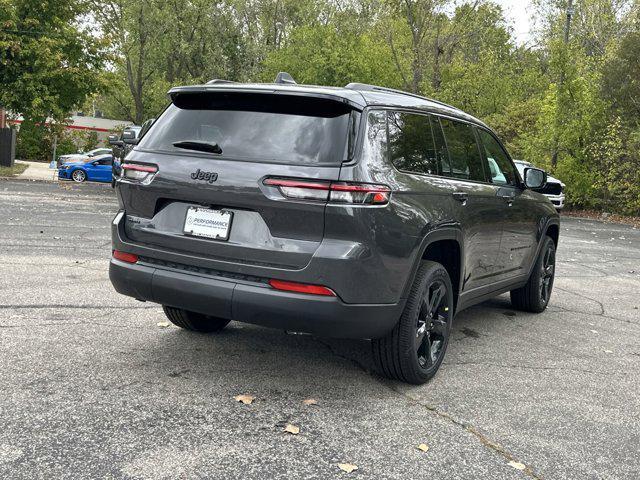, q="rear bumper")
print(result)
[109,259,402,339]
